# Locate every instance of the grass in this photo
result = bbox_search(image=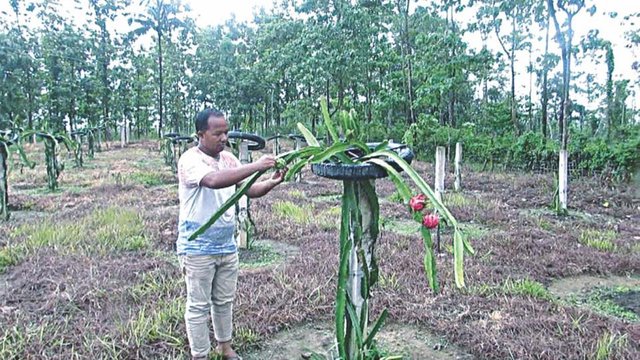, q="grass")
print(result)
[380,218,419,236]
[579,229,617,252]
[129,270,183,303]
[443,192,471,207]
[129,172,166,187]
[502,278,551,300]
[119,297,186,352]
[310,194,341,203]
[469,278,552,300]
[593,332,628,360]
[1,206,149,272]
[235,327,260,352]
[580,286,639,322]
[386,190,404,204]
[239,242,284,269]
[378,272,400,290]
[287,190,305,199]
[272,200,313,224]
